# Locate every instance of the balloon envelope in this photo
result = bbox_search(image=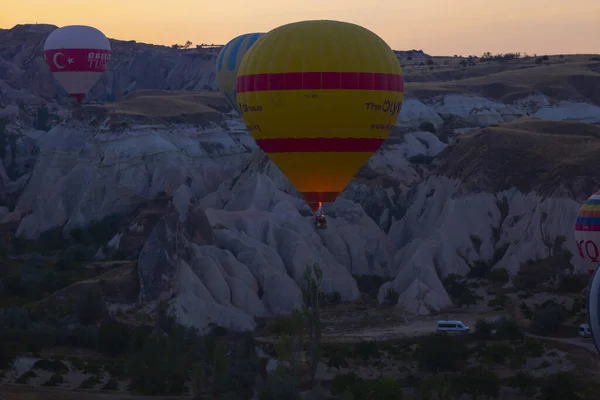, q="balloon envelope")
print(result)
[587,268,600,353]
[216,33,264,114]
[574,189,600,273]
[236,20,404,211]
[43,25,111,103]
